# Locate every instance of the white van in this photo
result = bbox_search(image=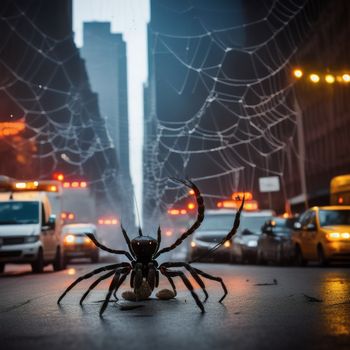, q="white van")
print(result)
[0,191,64,273]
